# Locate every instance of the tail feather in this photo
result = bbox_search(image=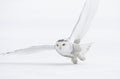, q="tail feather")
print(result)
[80,43,92,55]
